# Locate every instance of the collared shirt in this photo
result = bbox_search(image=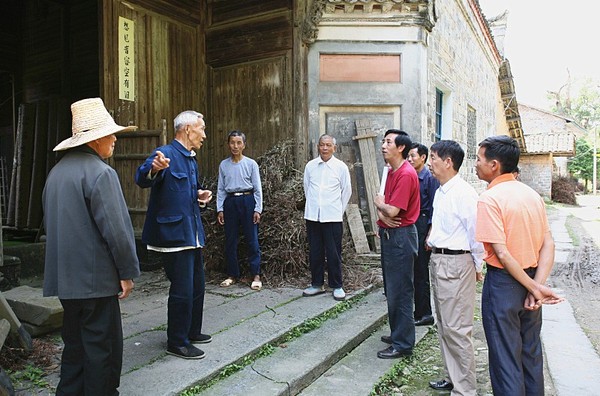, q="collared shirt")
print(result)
[428,174,484,271]
[216,156,263,213]
[376,160,420,228]
[476,173,549,269]
[303,155,351,223]
[417,166,439,224]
